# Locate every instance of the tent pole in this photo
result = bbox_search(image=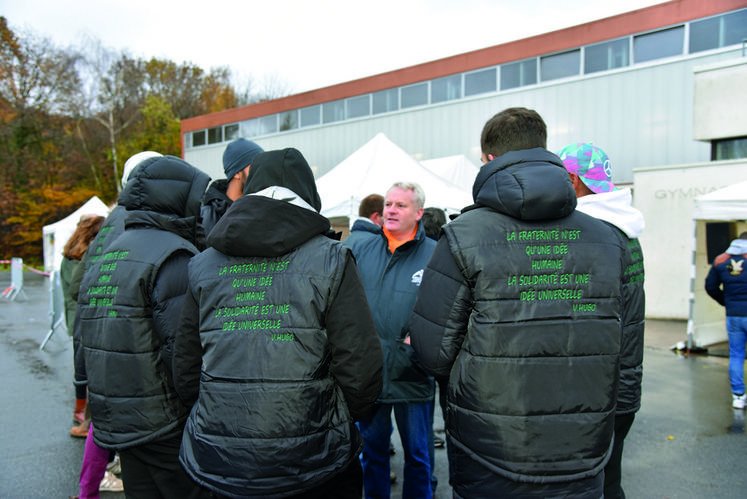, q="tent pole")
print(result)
[686,217,697,352]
